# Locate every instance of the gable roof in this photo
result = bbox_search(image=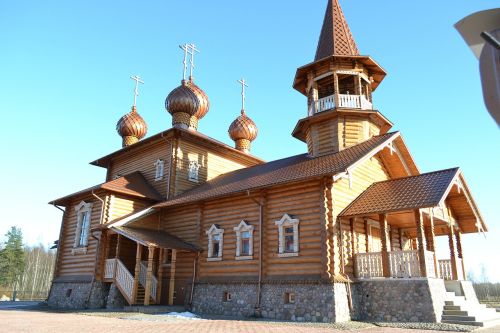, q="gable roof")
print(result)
[153,131,401,210]
[49,171,162,206]
[340,168,460,217]
[315,0,359,60]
